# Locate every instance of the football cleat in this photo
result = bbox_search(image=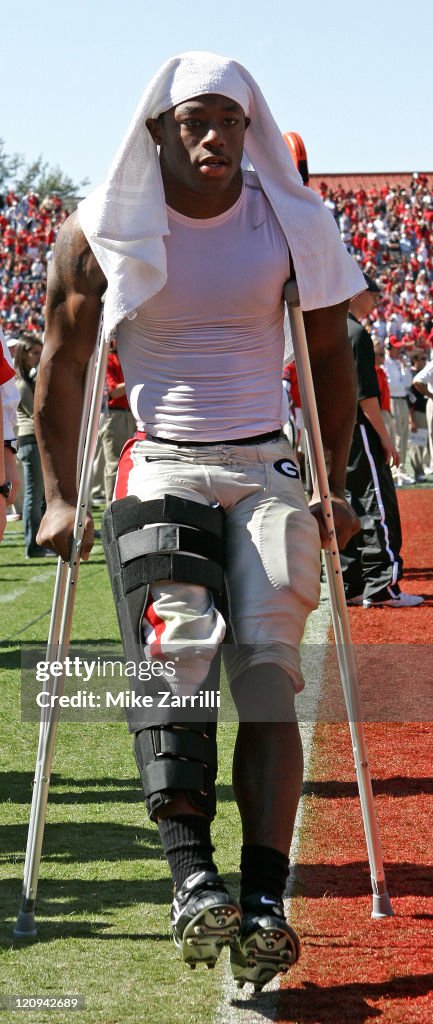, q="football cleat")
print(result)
[171,870,241,969]
[230,894,300,992]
